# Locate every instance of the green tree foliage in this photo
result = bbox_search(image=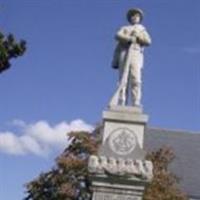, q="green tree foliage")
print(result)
[24,130,187,200]
[0,32,26,73]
